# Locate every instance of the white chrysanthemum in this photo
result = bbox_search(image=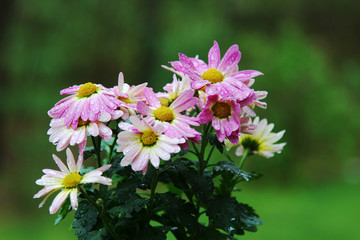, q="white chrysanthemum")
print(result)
[116,116,185,174]
[226,117,286,158]
[34,148,112,214]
